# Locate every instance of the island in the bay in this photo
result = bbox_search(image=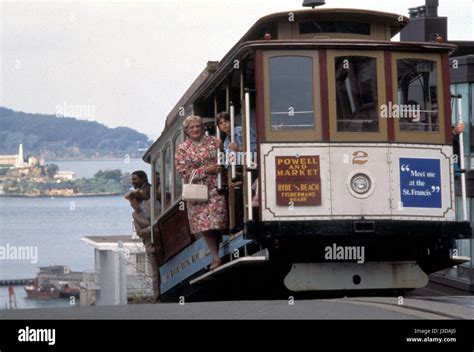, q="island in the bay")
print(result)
[0,106,151,197]
[0,144,131,197]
